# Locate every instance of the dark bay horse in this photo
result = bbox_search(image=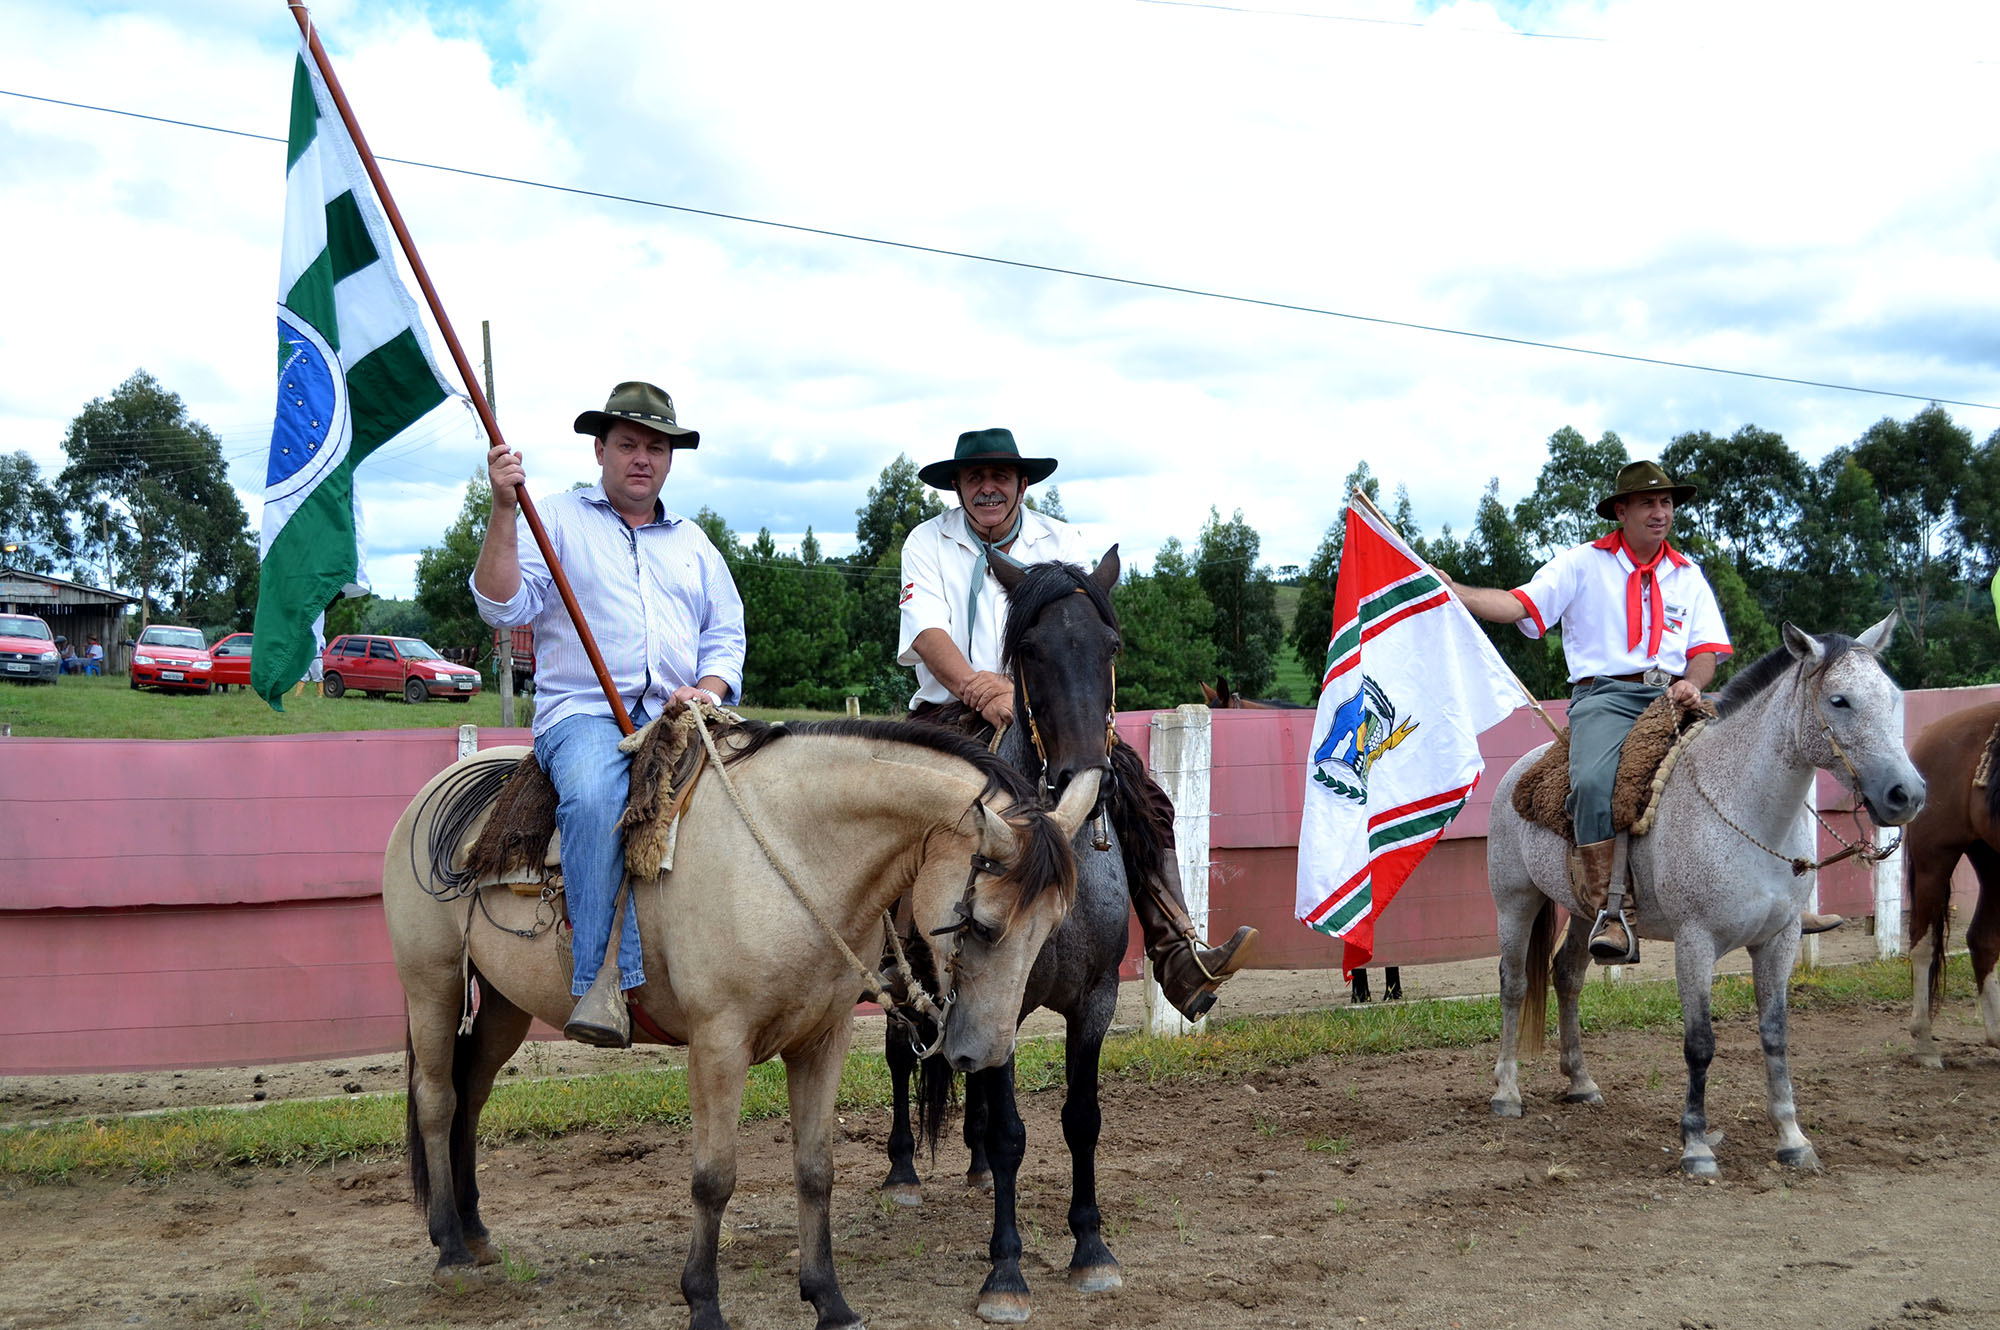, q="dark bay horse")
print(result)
[882,549,1144,1323]
[384,718,1100,1330]
[1907,699,2000,1067]
[1487,616,1923,1177]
